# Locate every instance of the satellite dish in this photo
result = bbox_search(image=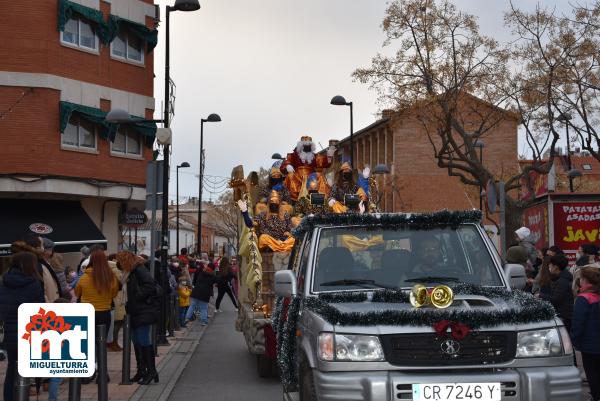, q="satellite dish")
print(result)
[486,180,497,213]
